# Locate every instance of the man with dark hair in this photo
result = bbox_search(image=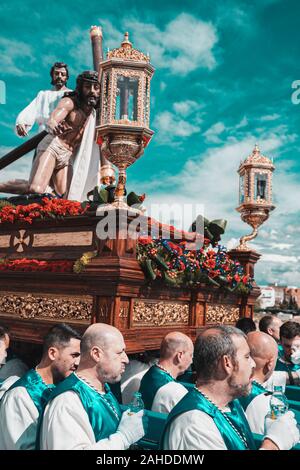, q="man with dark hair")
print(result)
[259,315,282,343]
[0,323,81,450]
[15,62,70,137]
[162,325,299,450]
[139,332,193,413]
[235,317,256,335]
[40,323,146,450]
[275,321,300,383]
